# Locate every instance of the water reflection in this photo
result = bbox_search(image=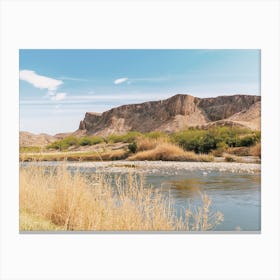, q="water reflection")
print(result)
[163,178,202,198]
[20,162,261,231]
[147,171,260,199]
[144,171,260,230]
